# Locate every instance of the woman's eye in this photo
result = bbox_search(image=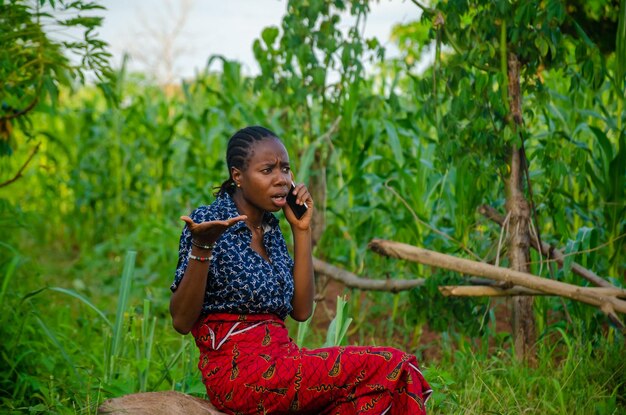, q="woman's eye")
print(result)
[281,166,291,173]
[261,168,271,174]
